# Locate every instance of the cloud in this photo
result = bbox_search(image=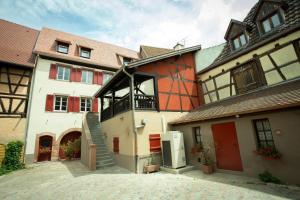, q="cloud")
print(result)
[0,0,258,51]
